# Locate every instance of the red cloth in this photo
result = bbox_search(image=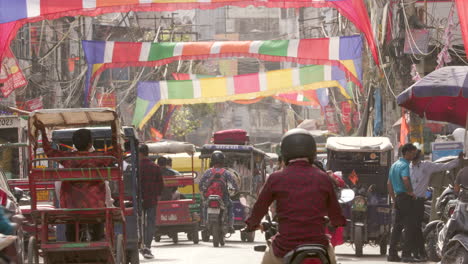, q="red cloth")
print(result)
[139,157,164,209]
[40,129,116,208]
[326,226,345,247]
[246,161,346,258]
